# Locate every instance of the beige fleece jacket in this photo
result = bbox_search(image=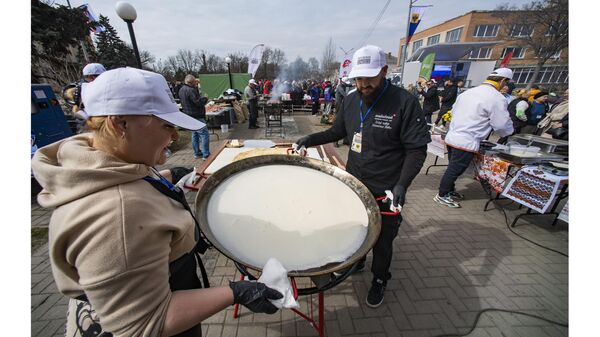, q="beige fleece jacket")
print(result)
[31,134,197,337]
